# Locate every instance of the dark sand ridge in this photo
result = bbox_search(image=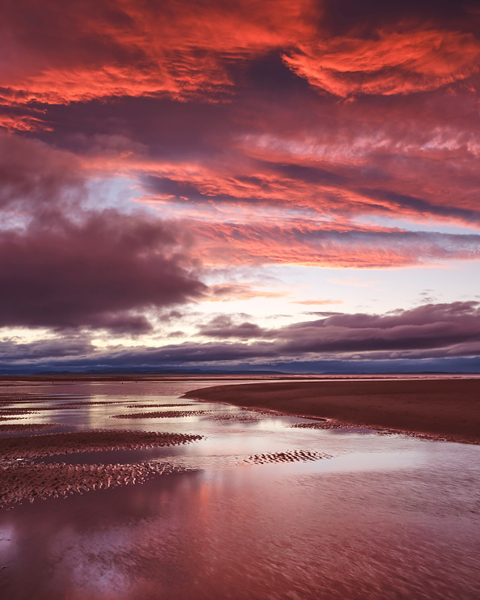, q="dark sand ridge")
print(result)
[0,430,203,460]
[203,413,261,422]
[124,403,198,409]
[185,378,480,444]
[0,423,62,433]
[244,450,332,465]
[0,396,89,406]
[0,402,132,415]
[0,461,195,508]
[0,402,128,411]
[0,408,43,415]
[111,410,209,419]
